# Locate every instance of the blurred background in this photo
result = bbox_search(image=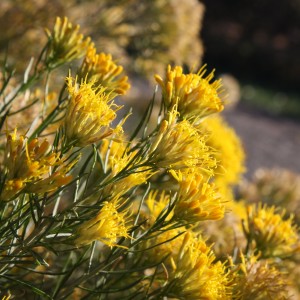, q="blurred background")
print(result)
[202,0,300,118]
[0,0,299,177]
[201,0,300,176]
